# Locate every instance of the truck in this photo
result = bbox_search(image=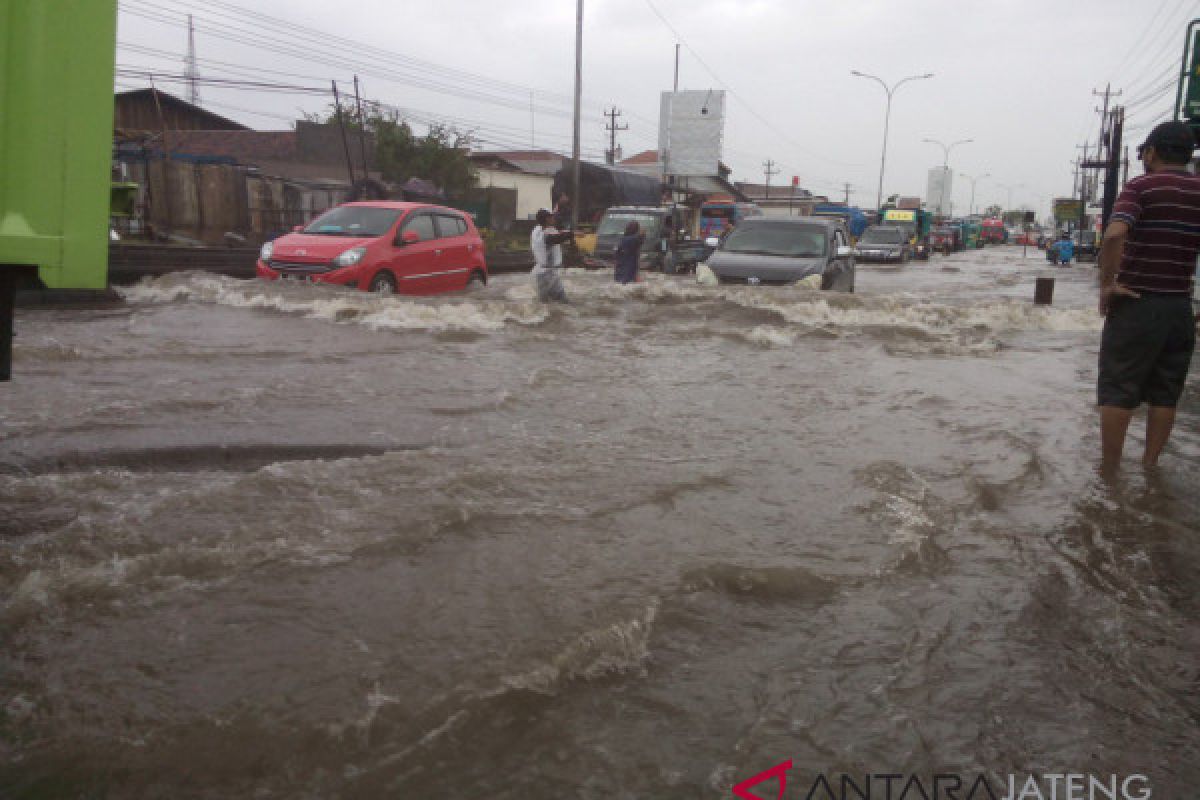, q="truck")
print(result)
[699,201,762,239]
[879,207,933,259]
[551,162,663,226]
[980,217,1007,244]
[814,204,869,239]
[1,1,118,380]
[584,205,710,275]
